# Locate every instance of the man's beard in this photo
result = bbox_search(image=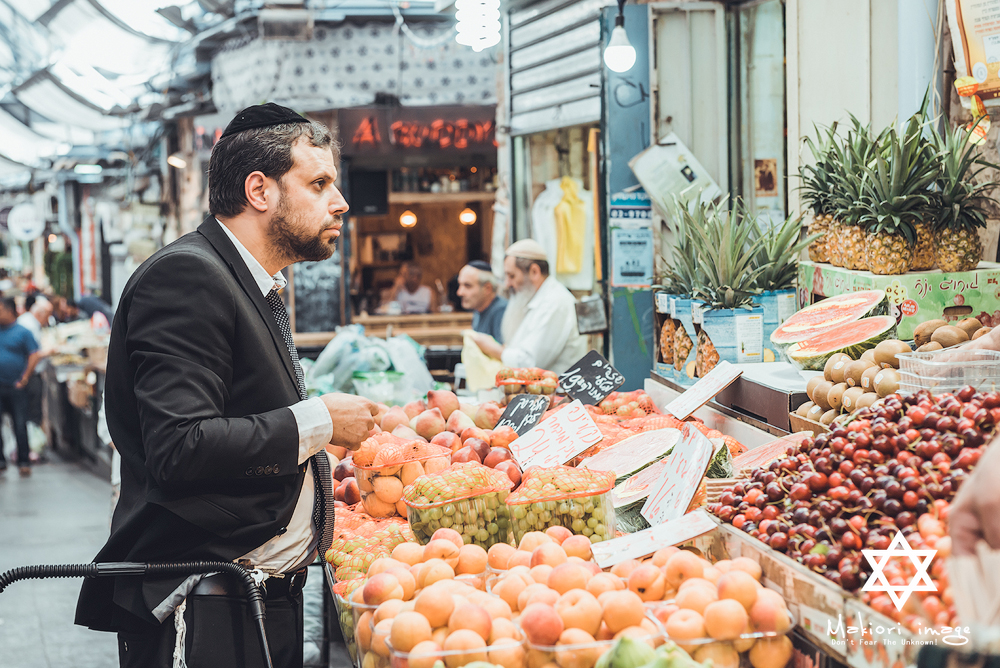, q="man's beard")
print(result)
[501,282,538,344]
[268,192,340,263]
